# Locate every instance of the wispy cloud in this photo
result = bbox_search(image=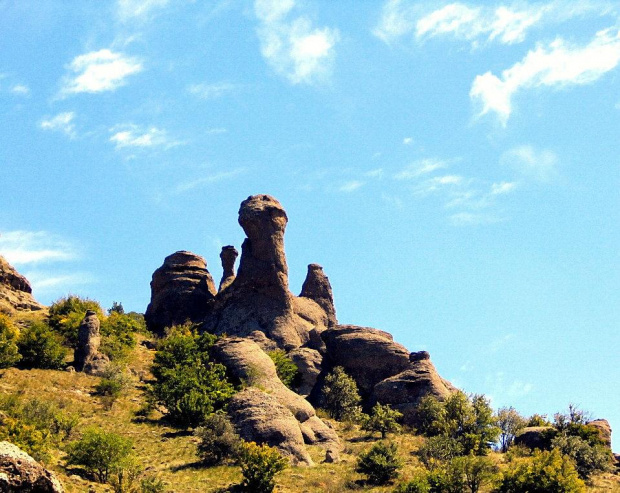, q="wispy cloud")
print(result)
[22,271,93,292]
[394,158,448,180]
[0,231,78,265]
[254,0,339,84]
[206,127,228,135]
[11,84,29,96]
[117,0,169,22]
[40,112,76,138]
[60,49,142,96]
[500,145,558,182]
[109,124,184,150]
[173,169,245,194]
[339,180,364,193]
[403,137,413,145]
[487,371,534,403]
[188,82,238,99]
[491,181,518,195]
[471,28,620,124]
